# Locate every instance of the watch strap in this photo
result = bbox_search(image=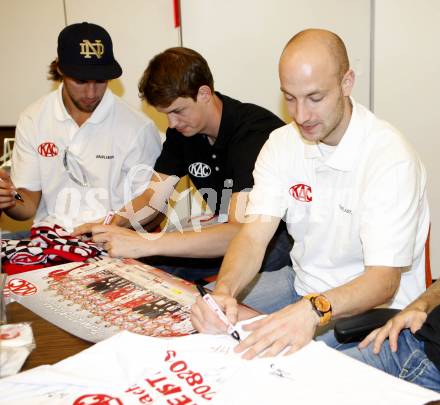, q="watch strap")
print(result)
[304,293,332,326]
